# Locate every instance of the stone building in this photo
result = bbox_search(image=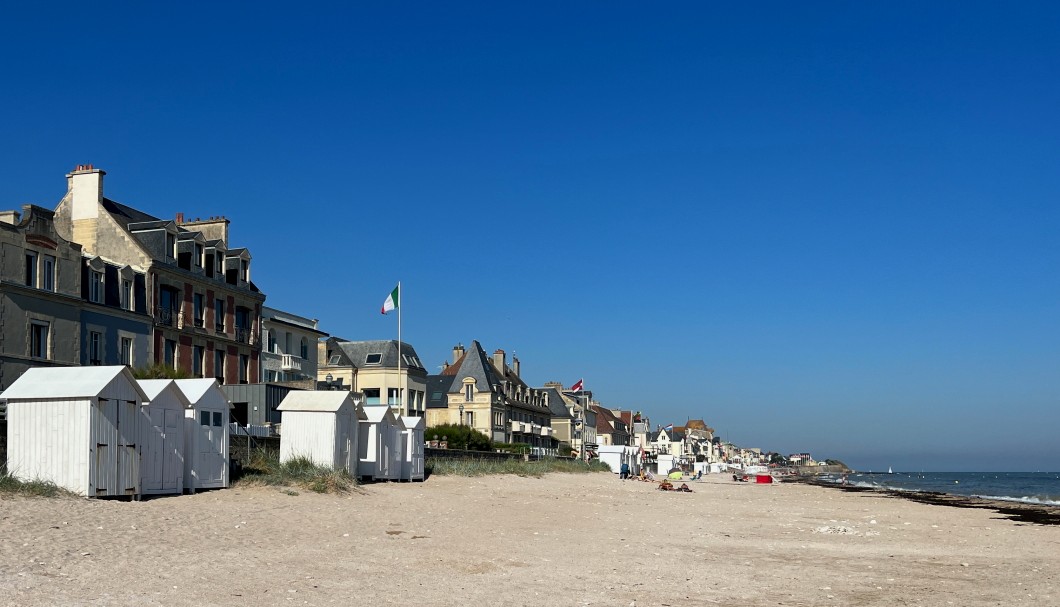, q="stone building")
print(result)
[317,337,427,418]
[53,165,265,381]
[261,306,327,384]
